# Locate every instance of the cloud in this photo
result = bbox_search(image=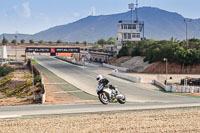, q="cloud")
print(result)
[22,2,31,18]
[73,12,80,18]
[12,5,18,10]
